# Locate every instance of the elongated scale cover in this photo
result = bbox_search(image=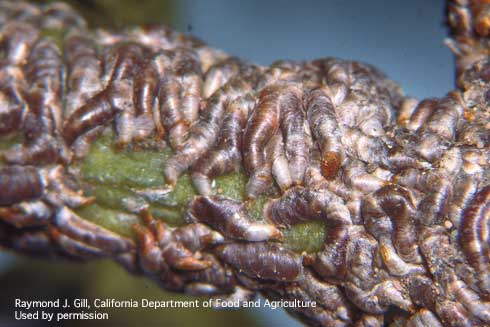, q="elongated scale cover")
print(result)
[1,1,490,326]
